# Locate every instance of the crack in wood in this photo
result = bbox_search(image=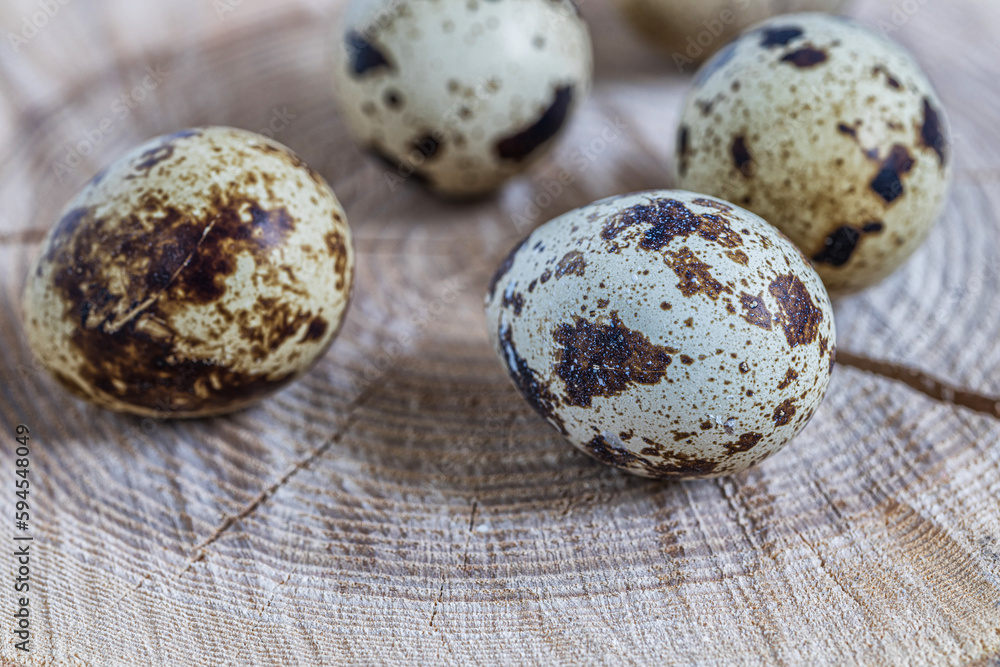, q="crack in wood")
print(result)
[192,384,381,555]
[836,350,1000,420]
[110,380,383,610]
